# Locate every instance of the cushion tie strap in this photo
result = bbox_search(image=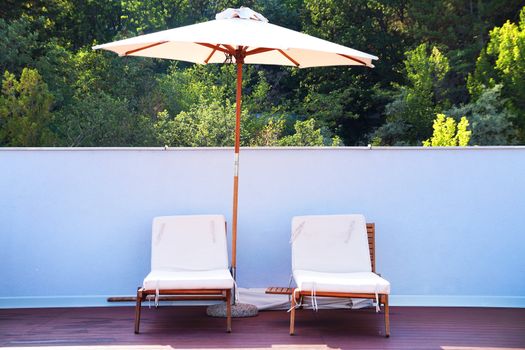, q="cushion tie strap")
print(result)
[155,280,160,308]
[287,288,303,312]
[311,282,319,312]
[155,223,166,246]
[375,283,381,313]
[344,220,356,243]
[289,221,305,244]
[233,279,240,302]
